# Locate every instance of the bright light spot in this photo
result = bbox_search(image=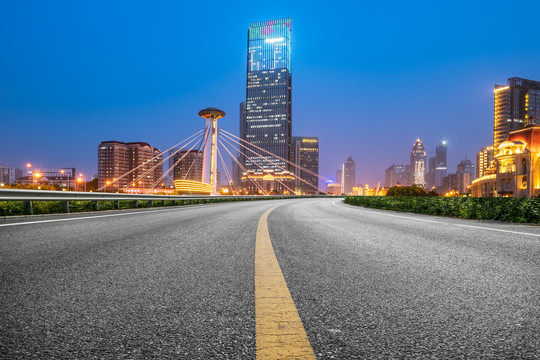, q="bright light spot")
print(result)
[265,37,284,44]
